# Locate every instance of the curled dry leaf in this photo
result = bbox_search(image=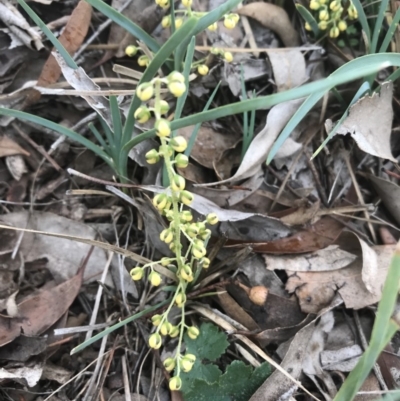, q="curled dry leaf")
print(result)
[5,154,27,181]
[366,173,400,226]
[178,125,241,170]
[0,262,83,347]
[267,50,307,93]
[328,81,395,162]
[0,136,29,158]
[25,0,92,106]
[238,2,299,47]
